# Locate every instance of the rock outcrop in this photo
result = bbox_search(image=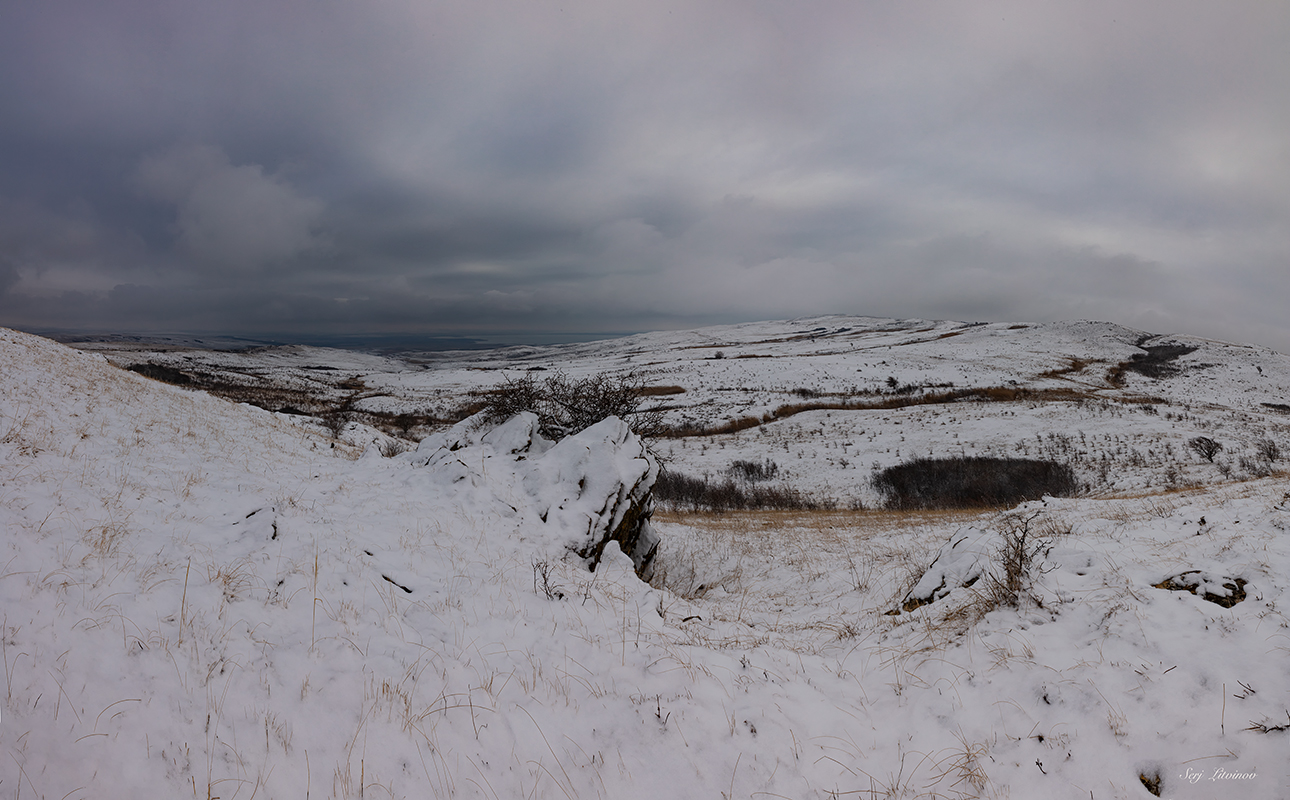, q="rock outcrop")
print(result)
[414,412,660,579]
